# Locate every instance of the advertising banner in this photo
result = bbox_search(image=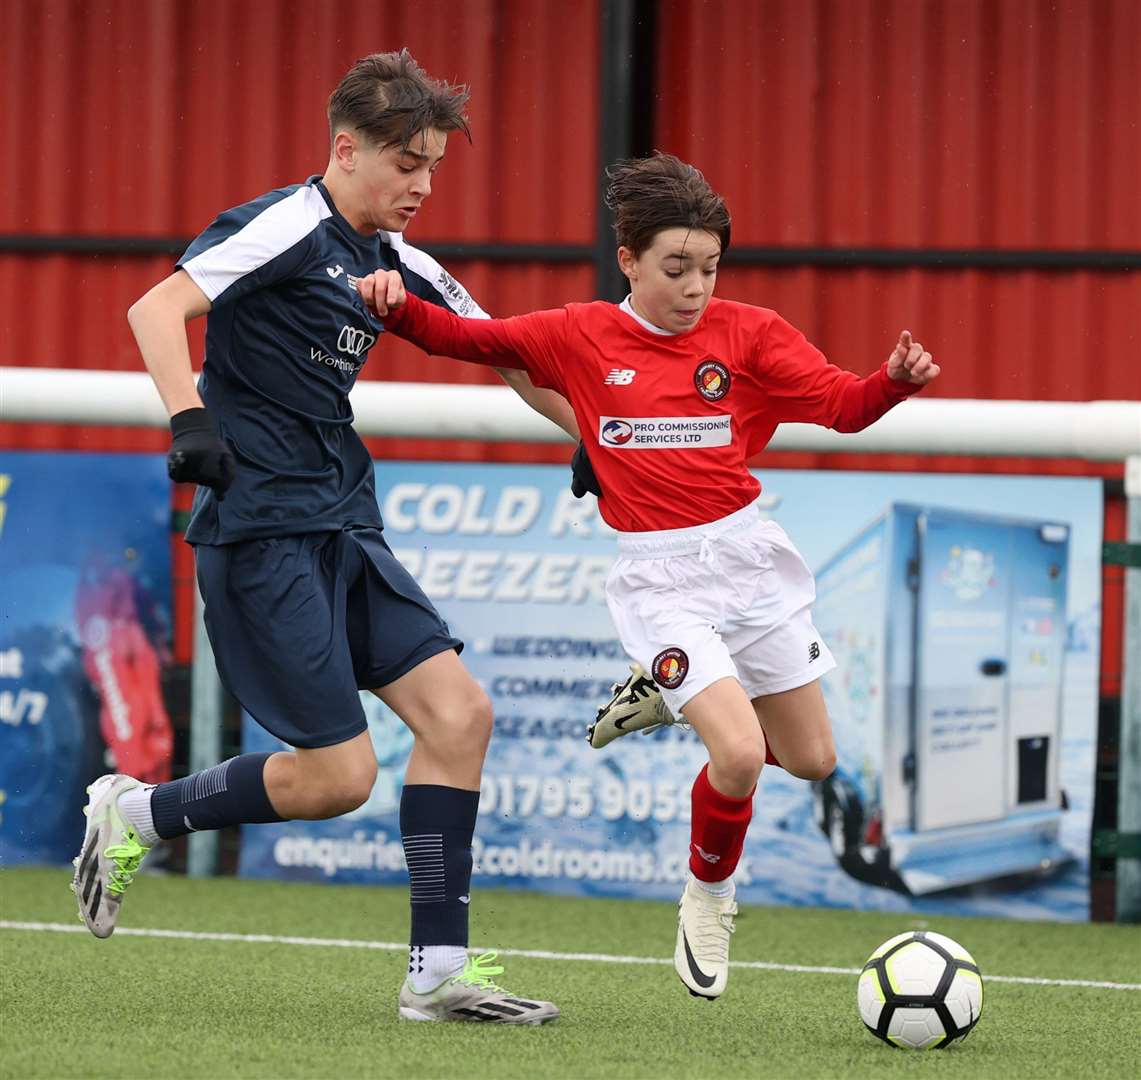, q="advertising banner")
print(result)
[239,462,1102,921]
[0,453,173,866]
